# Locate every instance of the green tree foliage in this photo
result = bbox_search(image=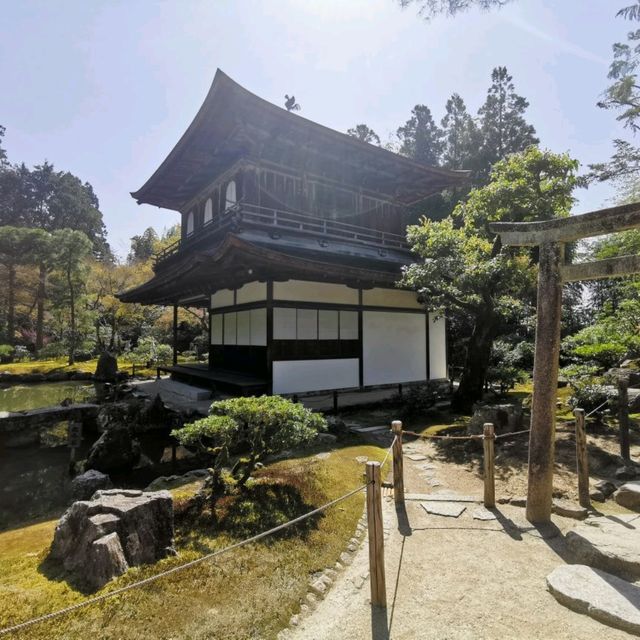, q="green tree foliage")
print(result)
[397,104,444,165]
[48,230,93,364]
[397,0,512,20]
[347,124,381,145]
[590,3,640,183]
[476,67,539,181]
[172,396,326,510]
[128,227,159,263]
[402,147,579,410]
[440,93,479,170]
[0,125,7,166]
